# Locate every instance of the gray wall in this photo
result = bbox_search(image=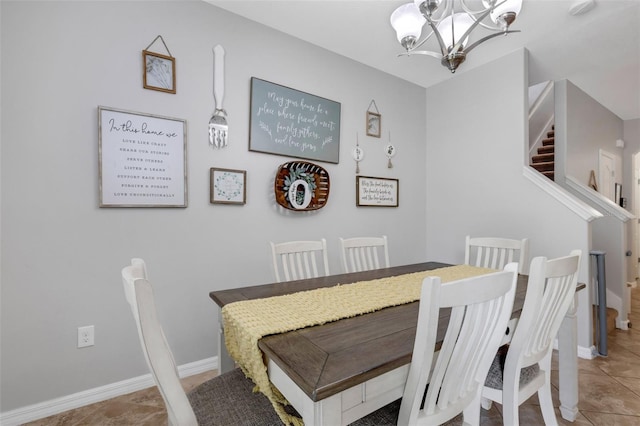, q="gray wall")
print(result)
[2,0,617,416]
[0,1,428,411]
[559,80,633,322]
[423,49,593,349]
[565,80,625,185]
